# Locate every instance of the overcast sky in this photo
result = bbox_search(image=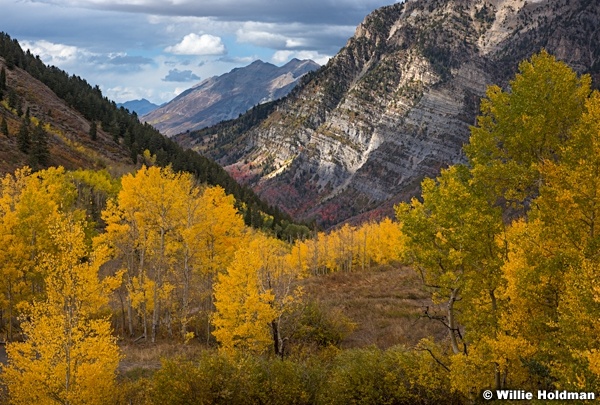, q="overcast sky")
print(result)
[0,0,399,104]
